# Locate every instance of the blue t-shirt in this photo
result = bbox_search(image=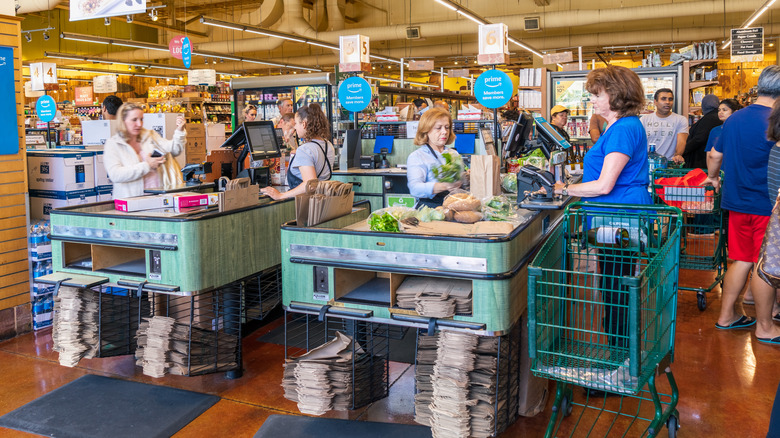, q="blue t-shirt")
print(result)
[704,125,722,153]
[714,104,774,215]
[582,116,651,205]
